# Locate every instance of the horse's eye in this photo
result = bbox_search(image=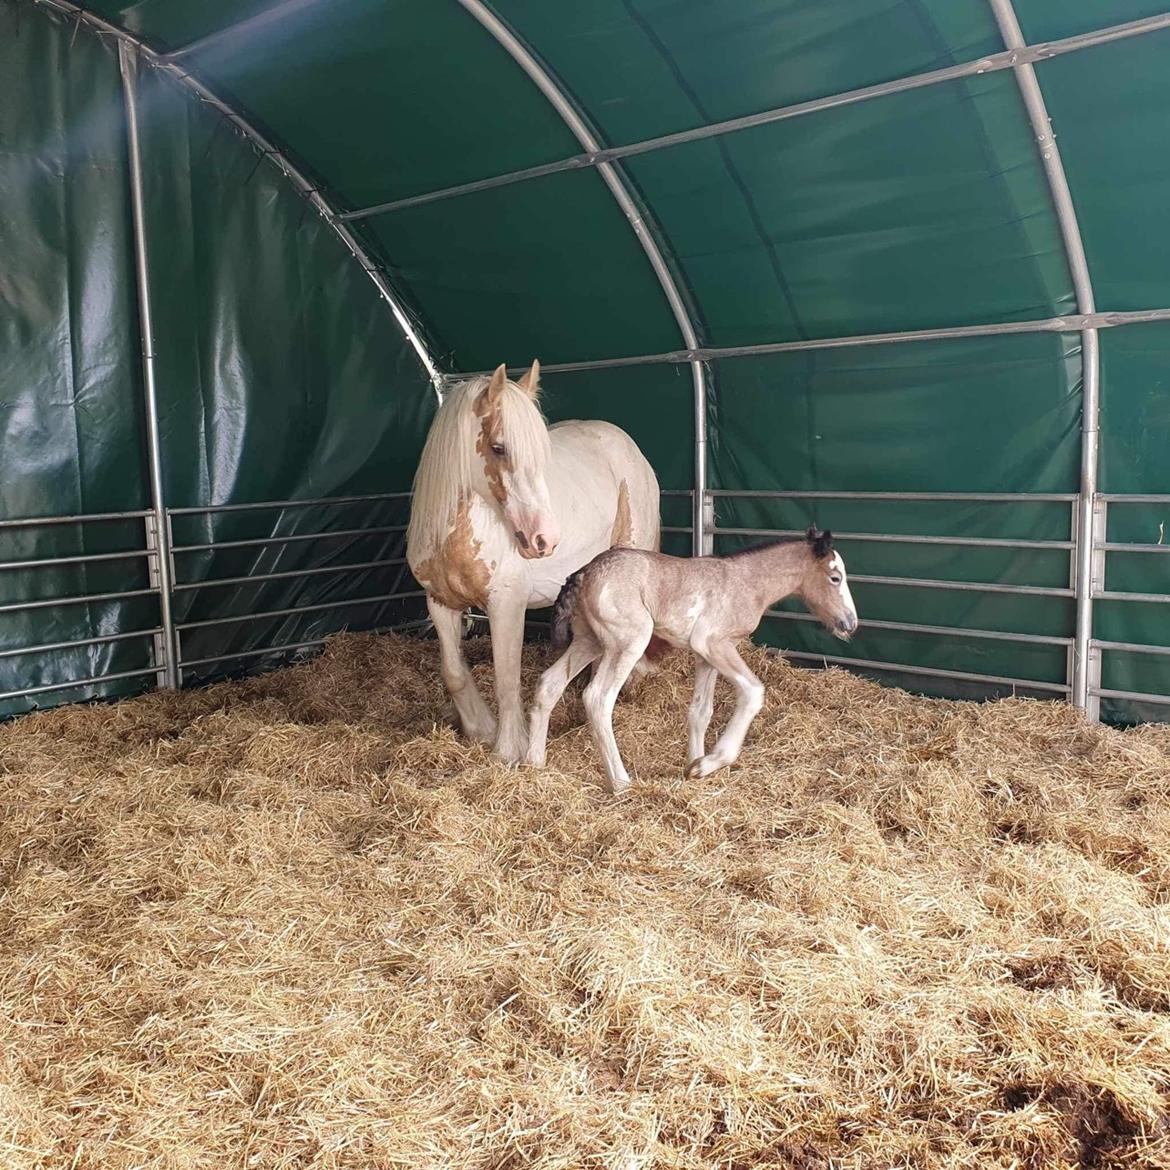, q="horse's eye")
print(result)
[830,574,842,586]
[490,443,507,458]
